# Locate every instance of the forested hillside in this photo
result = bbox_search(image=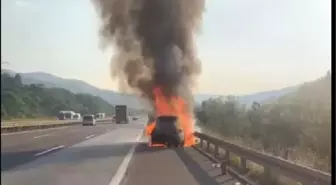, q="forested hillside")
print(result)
[2,69,297,108]
[1,73,115,120]
[195,72,331,172]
